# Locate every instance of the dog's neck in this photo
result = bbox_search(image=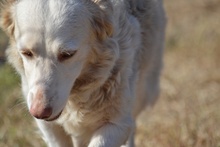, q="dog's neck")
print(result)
[68,38,121,109]
[69,64,121,109]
